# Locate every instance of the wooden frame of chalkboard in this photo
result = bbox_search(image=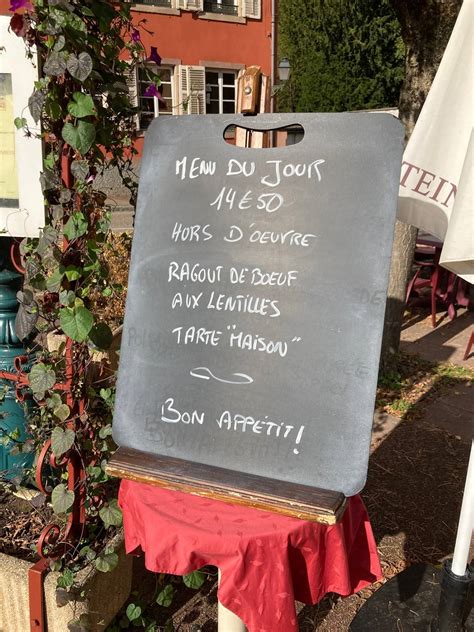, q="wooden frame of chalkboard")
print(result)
[106,448,346,524]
